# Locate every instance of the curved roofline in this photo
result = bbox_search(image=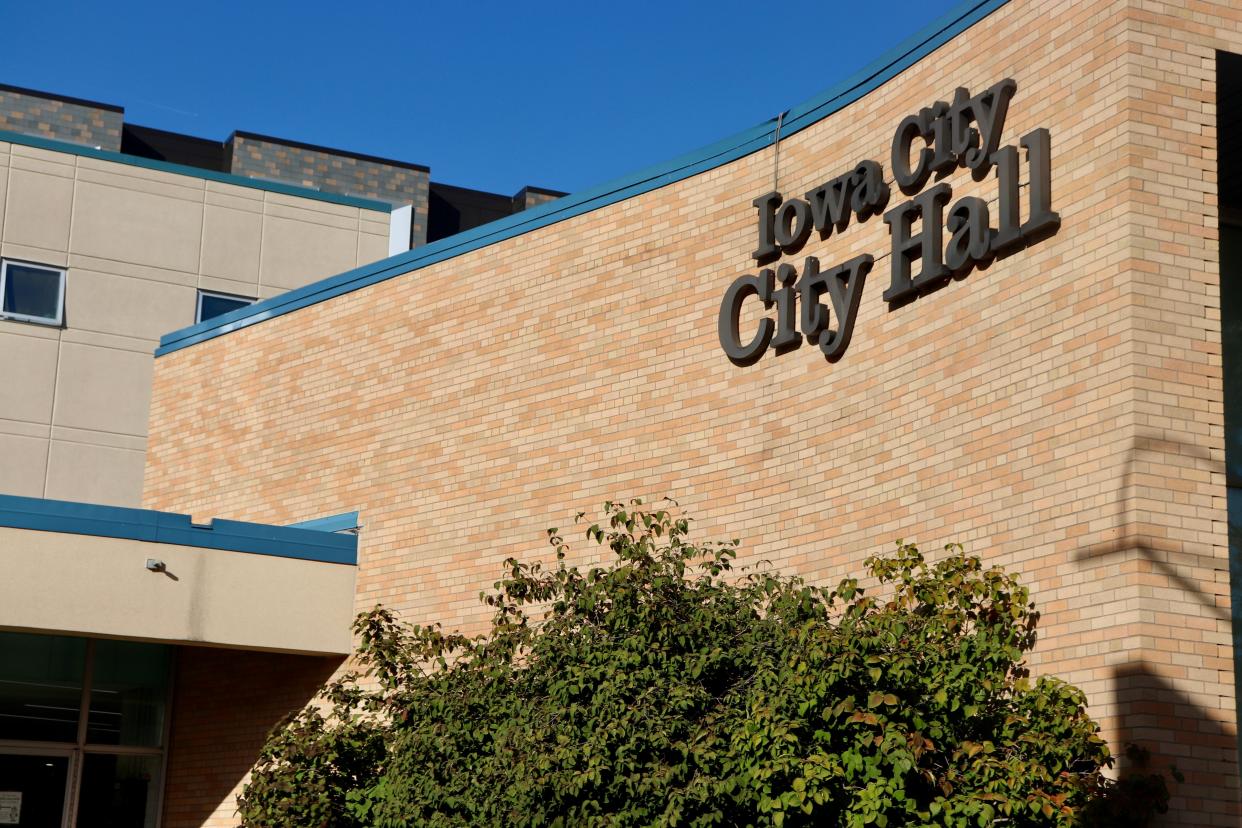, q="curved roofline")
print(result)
[156,0,1009,357]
